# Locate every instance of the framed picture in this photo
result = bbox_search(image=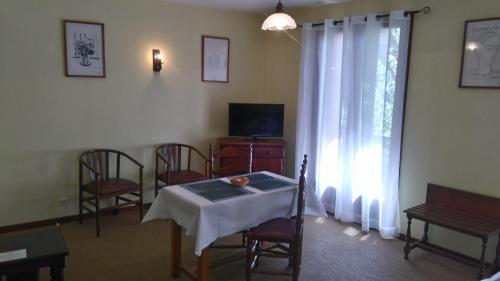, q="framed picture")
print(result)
[202,35,230,83]
[63,20,106,78]
[459,17,500,88]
